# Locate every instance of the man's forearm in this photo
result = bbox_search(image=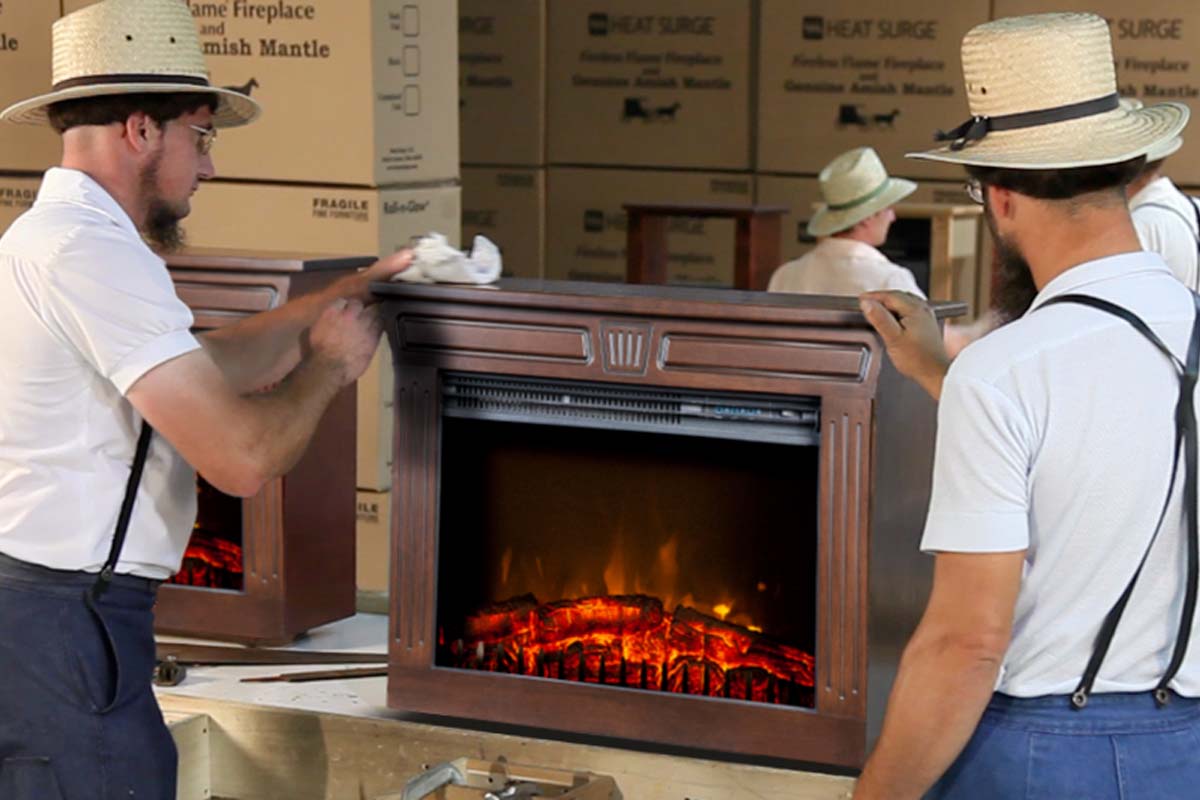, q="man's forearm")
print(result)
[218,351,347,489]
[917,362,949,402]
[853,632,1002,799]
[200,287,334,393]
